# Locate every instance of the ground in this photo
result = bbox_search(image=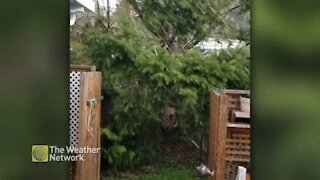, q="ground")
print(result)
[101,140,207,180]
